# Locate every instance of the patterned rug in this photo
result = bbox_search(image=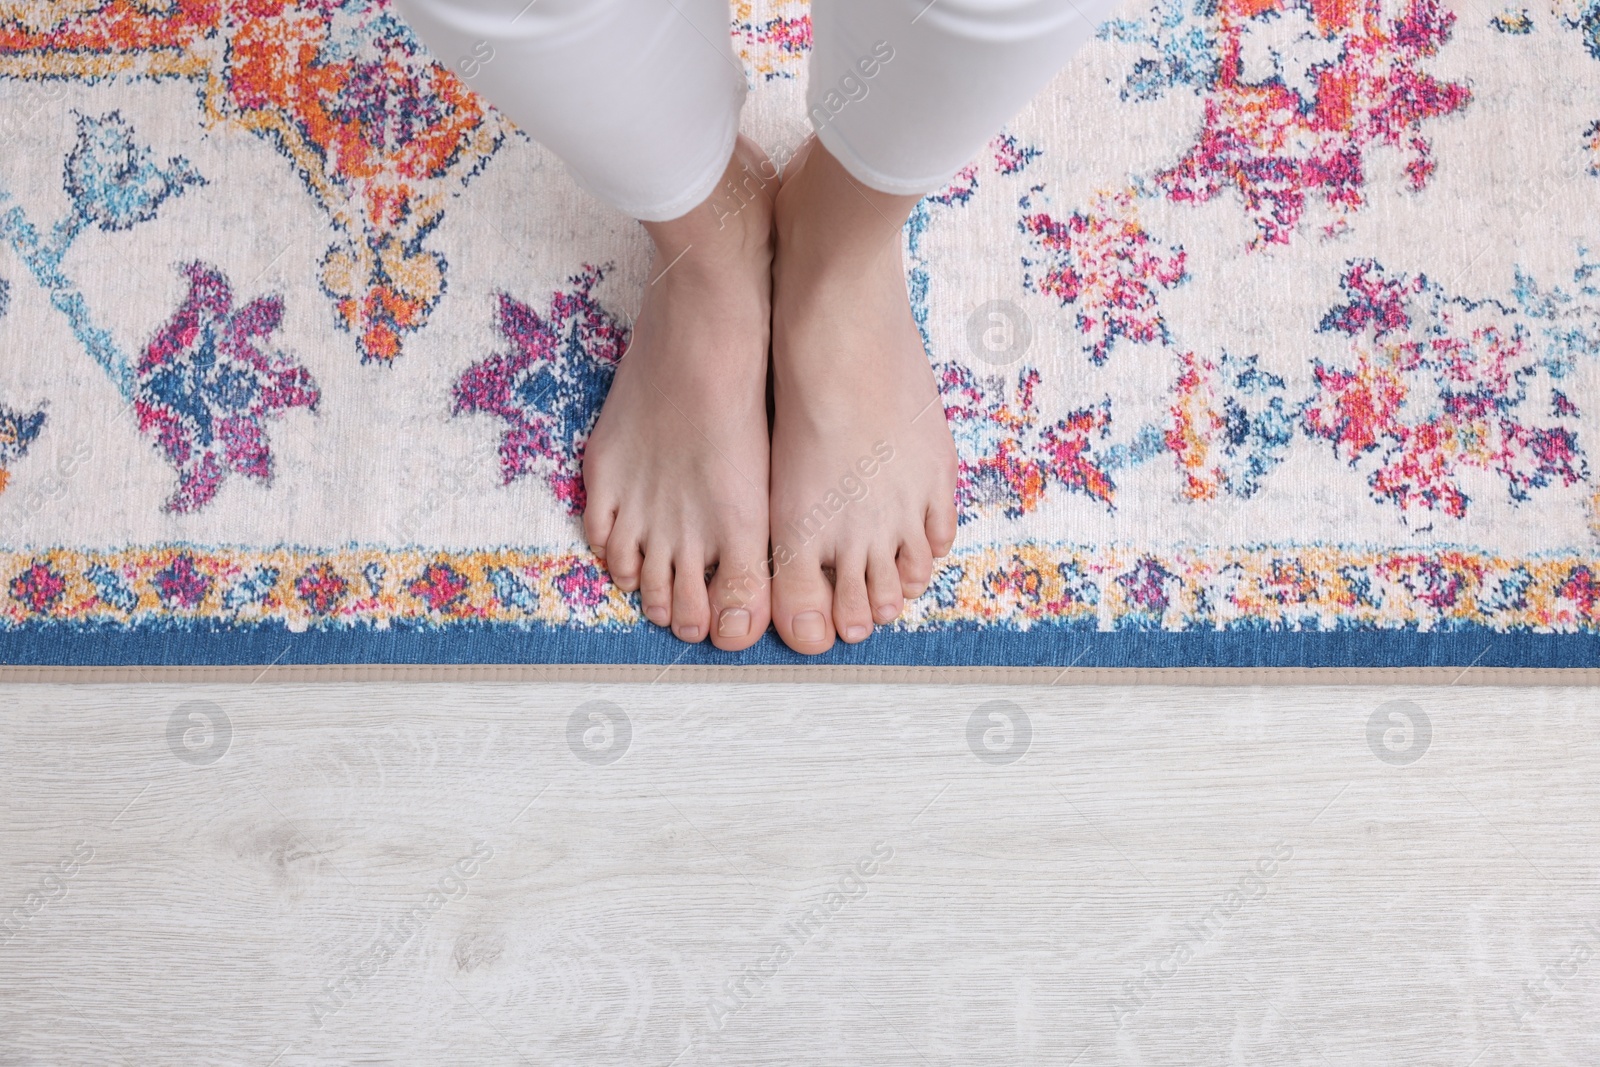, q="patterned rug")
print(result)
[1,0,1598,672]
